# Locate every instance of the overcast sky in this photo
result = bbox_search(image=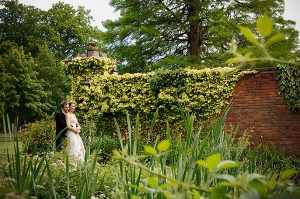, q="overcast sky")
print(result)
[17,0,300,34]
[18,0,119,30]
